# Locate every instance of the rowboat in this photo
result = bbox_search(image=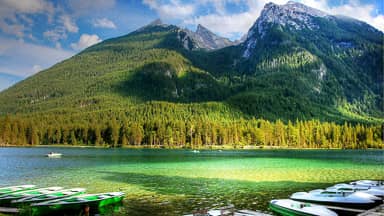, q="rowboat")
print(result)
[0,185,36,196]
[32,192,125,215]
[350,180,384,188]
[0,187,63,206]
[290,189,378,209]
[269,199,337,216]
[327,183,384,198]
[46,152,62,158]
[311,189,381,202]
[11,188,86,205]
